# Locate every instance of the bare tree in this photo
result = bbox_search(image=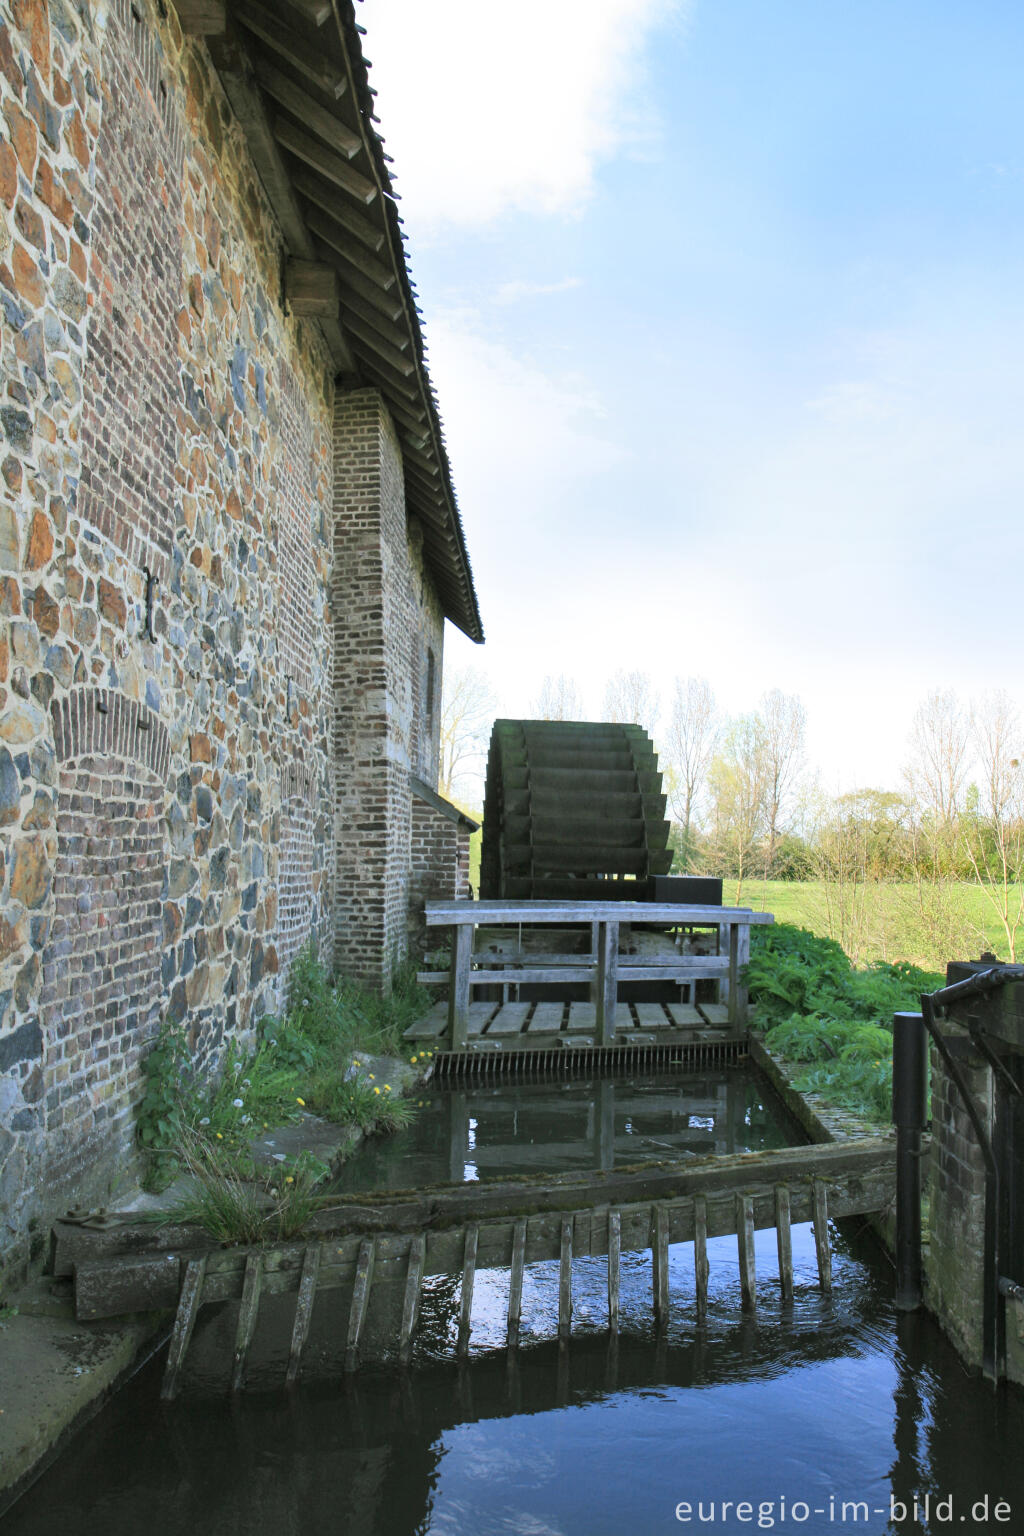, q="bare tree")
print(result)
[961,691,1024,960]
[705,714,767,902]
[438,666,497,802]
[759,689,806,884]
[602,670,659,735]
[664,676,718,869]
[906,689,970,829]
[532,674,585,721]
